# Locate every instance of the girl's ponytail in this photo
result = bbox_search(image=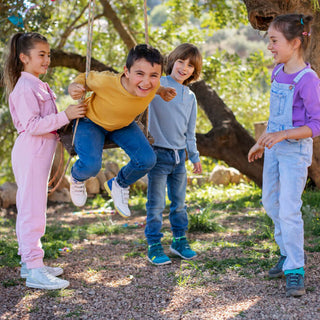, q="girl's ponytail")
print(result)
[3,32,48,99]
[3,33,24,98]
